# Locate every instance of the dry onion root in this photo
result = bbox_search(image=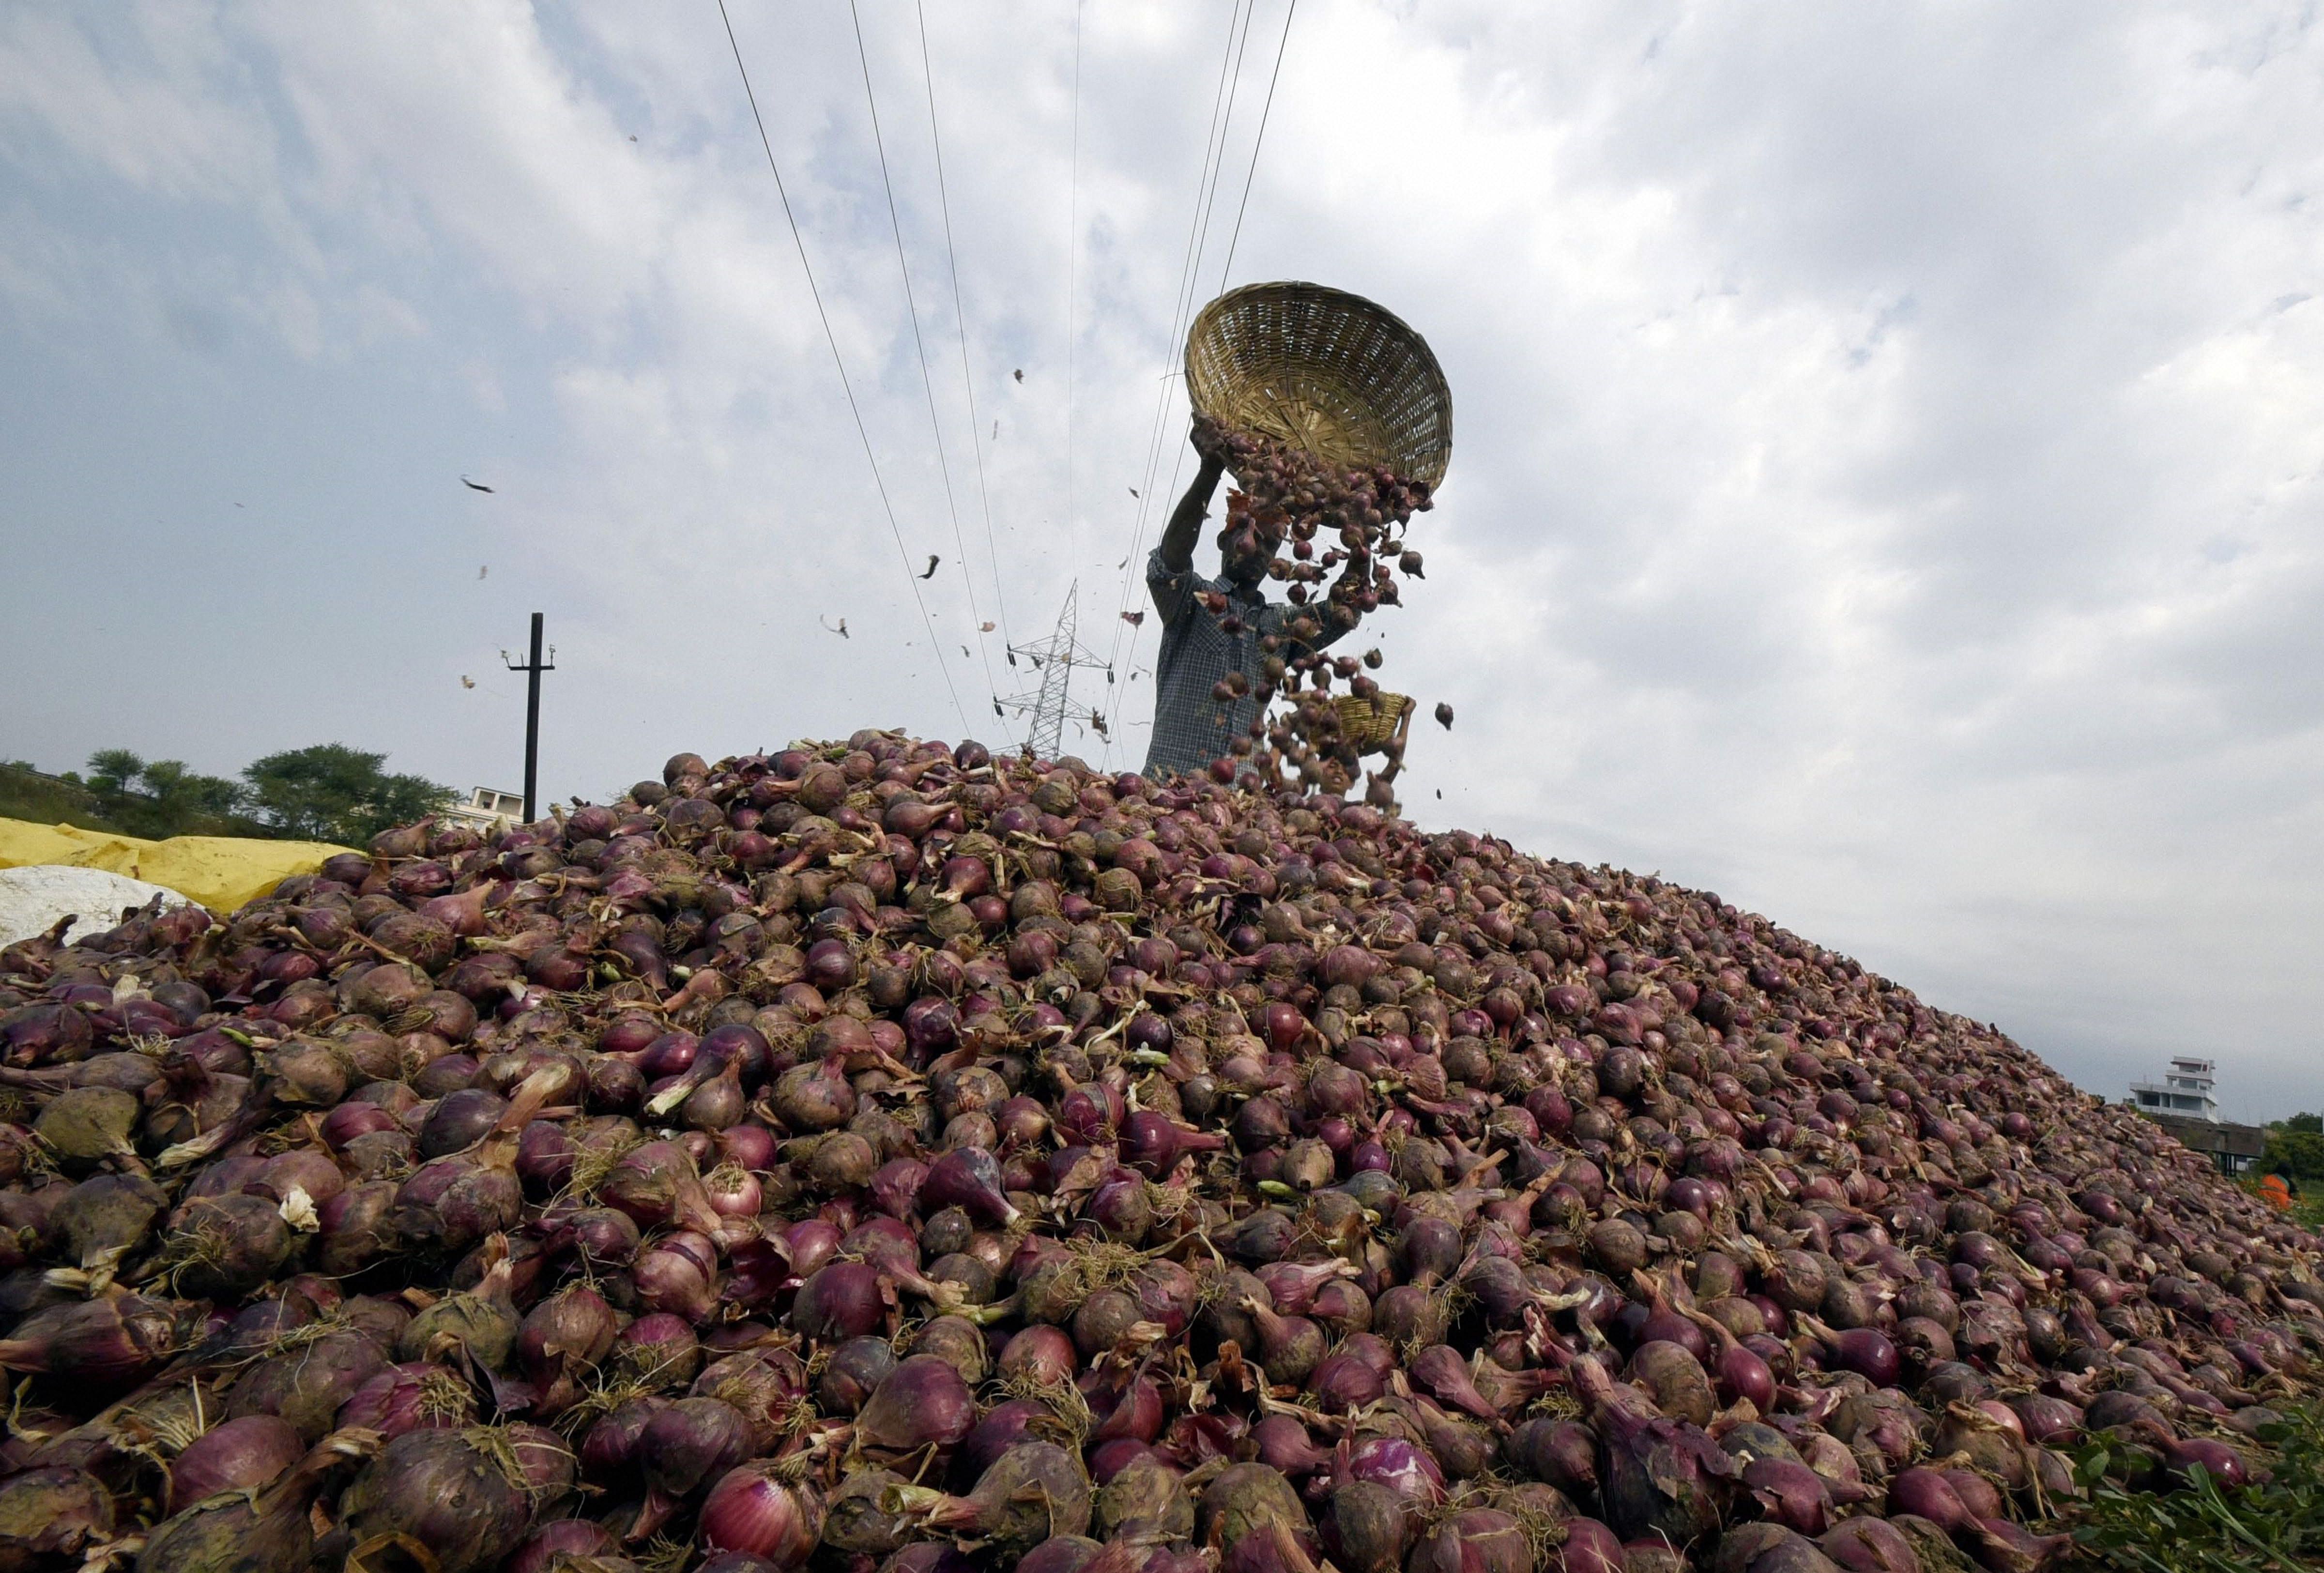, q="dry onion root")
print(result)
[0,731,2315,1573]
